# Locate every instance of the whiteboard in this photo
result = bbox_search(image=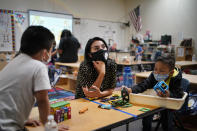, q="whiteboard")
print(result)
[73,18,126,54]
[0,11,13,51]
